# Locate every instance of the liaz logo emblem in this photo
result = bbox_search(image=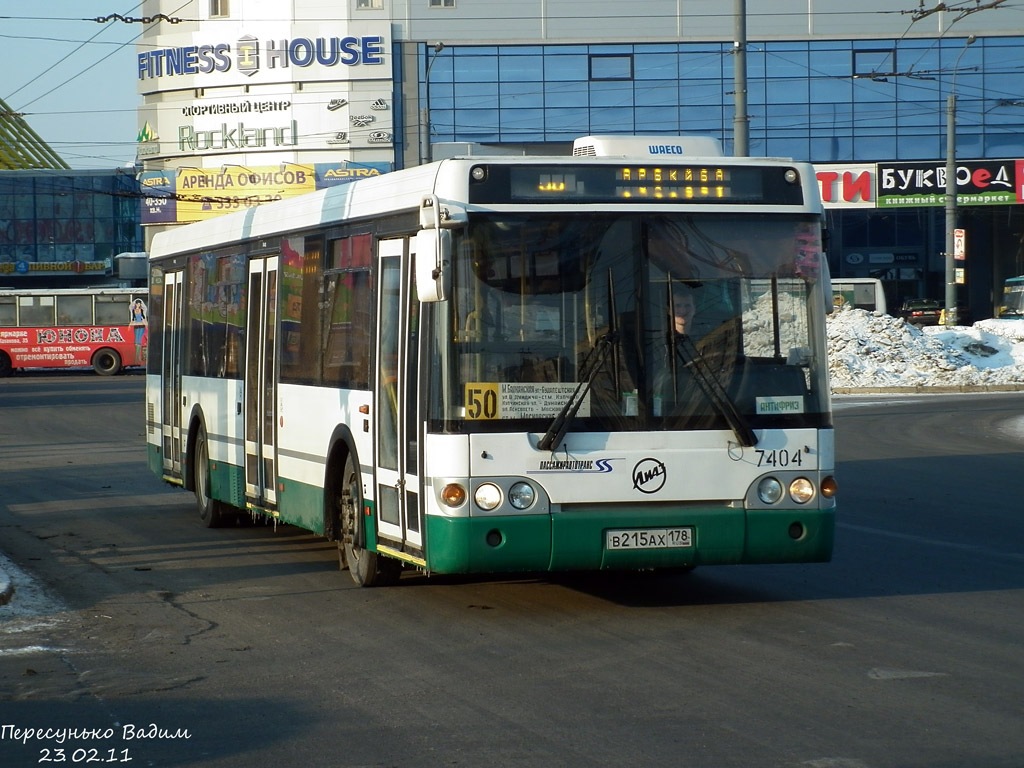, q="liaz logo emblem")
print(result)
[632,458,666,494]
